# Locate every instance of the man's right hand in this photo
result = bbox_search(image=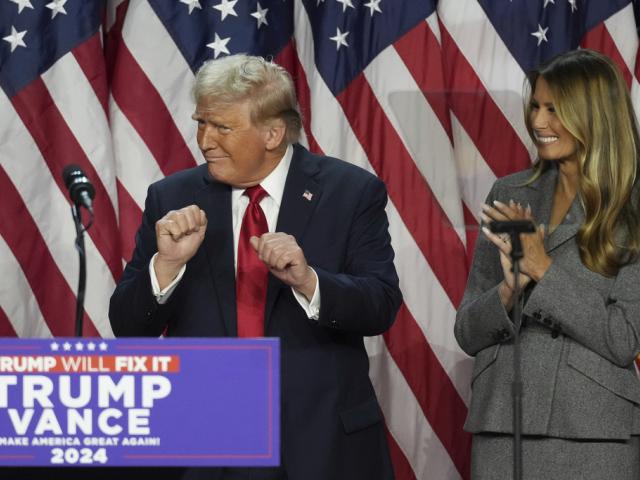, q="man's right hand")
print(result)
[154,205,207,290]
